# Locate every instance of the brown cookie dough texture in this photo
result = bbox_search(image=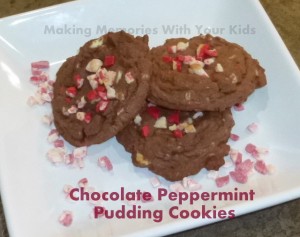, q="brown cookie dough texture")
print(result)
[149,34,267,111]
[52,31,151,147]
[116,105,234,181]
